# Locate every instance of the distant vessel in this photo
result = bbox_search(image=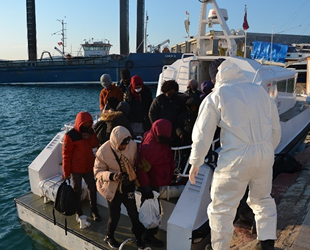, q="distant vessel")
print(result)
[0,18,182,86]
[0,38,182,85]
[286,43,310,61]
